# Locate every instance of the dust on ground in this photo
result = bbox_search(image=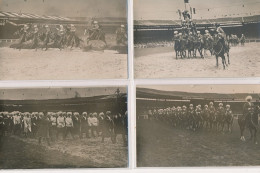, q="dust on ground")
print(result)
[137,119,260,167]
[134,43,260,78]
[0,135,128,168]
[0,47,127,80]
